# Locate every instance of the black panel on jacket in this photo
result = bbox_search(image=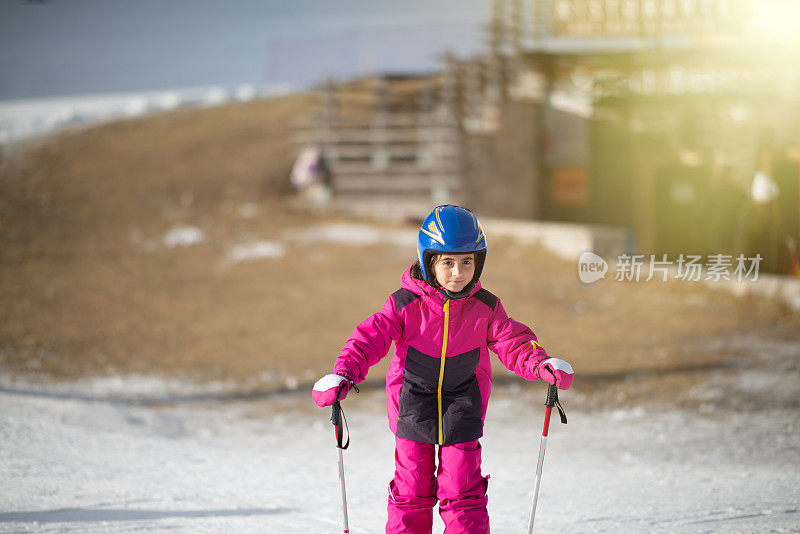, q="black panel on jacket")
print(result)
[472,288,498,311]
[396,346,484,445]
[392,288,421,311]
[396,346,439,443]
[441,347,483,444]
